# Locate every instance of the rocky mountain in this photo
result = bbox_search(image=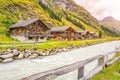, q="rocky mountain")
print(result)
[41,0,98,24]
[0,0,117,39]
[40,0,99,29]
[100,16,120,36]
